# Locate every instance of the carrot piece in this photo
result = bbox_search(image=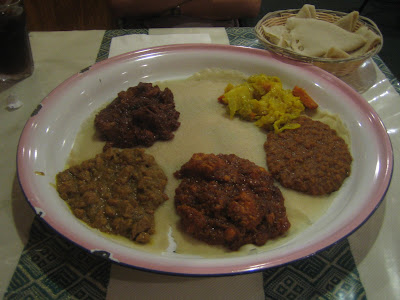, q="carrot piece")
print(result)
[249,112,256,120]
[262,82,272,93]
[292,86,318,110]
[218,94,226,104]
